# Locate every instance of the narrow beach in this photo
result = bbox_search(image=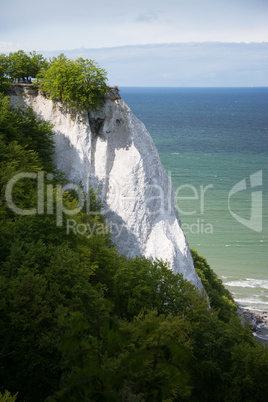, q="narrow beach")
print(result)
[238,308,268,346]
